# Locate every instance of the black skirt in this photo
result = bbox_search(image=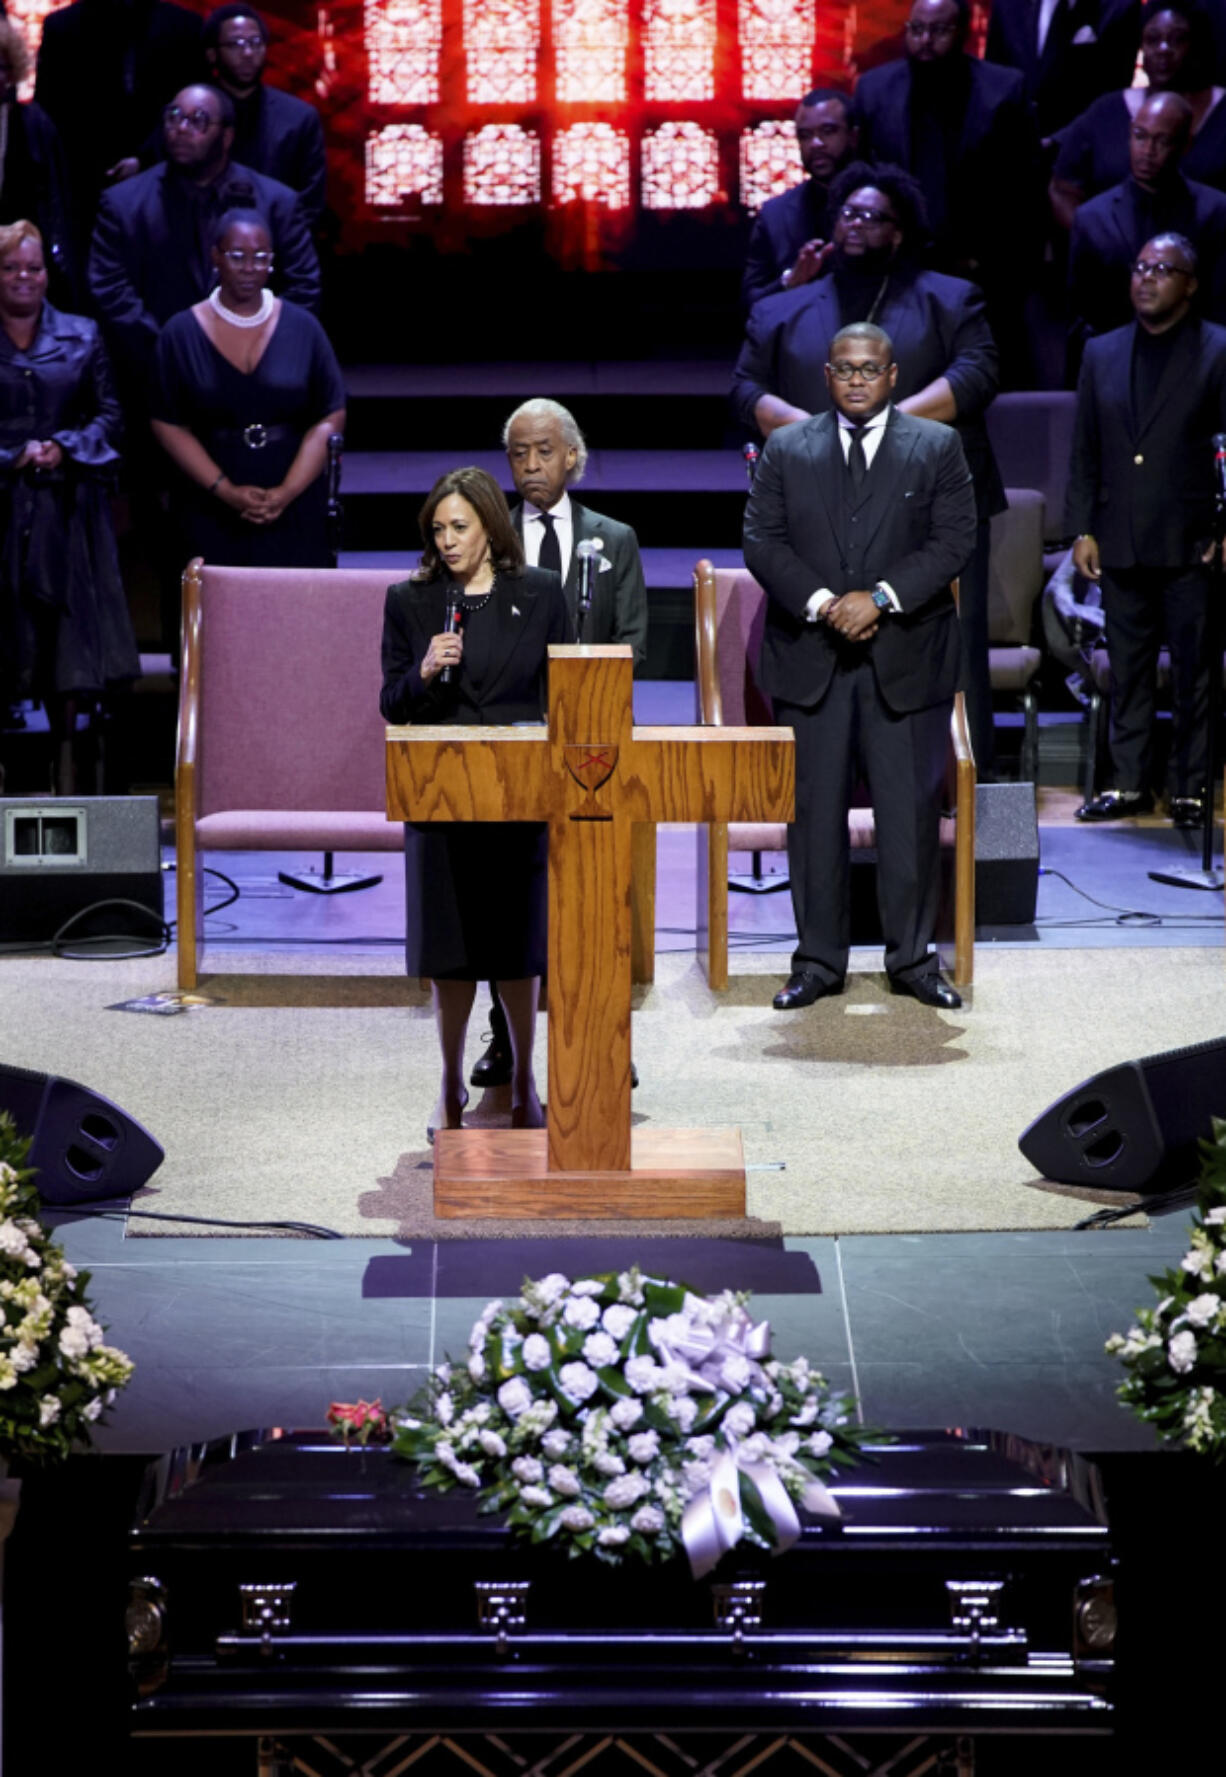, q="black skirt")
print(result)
[403,820,547,981]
